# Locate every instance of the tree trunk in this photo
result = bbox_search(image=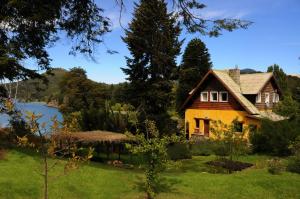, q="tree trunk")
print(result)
[44,154,48,199]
